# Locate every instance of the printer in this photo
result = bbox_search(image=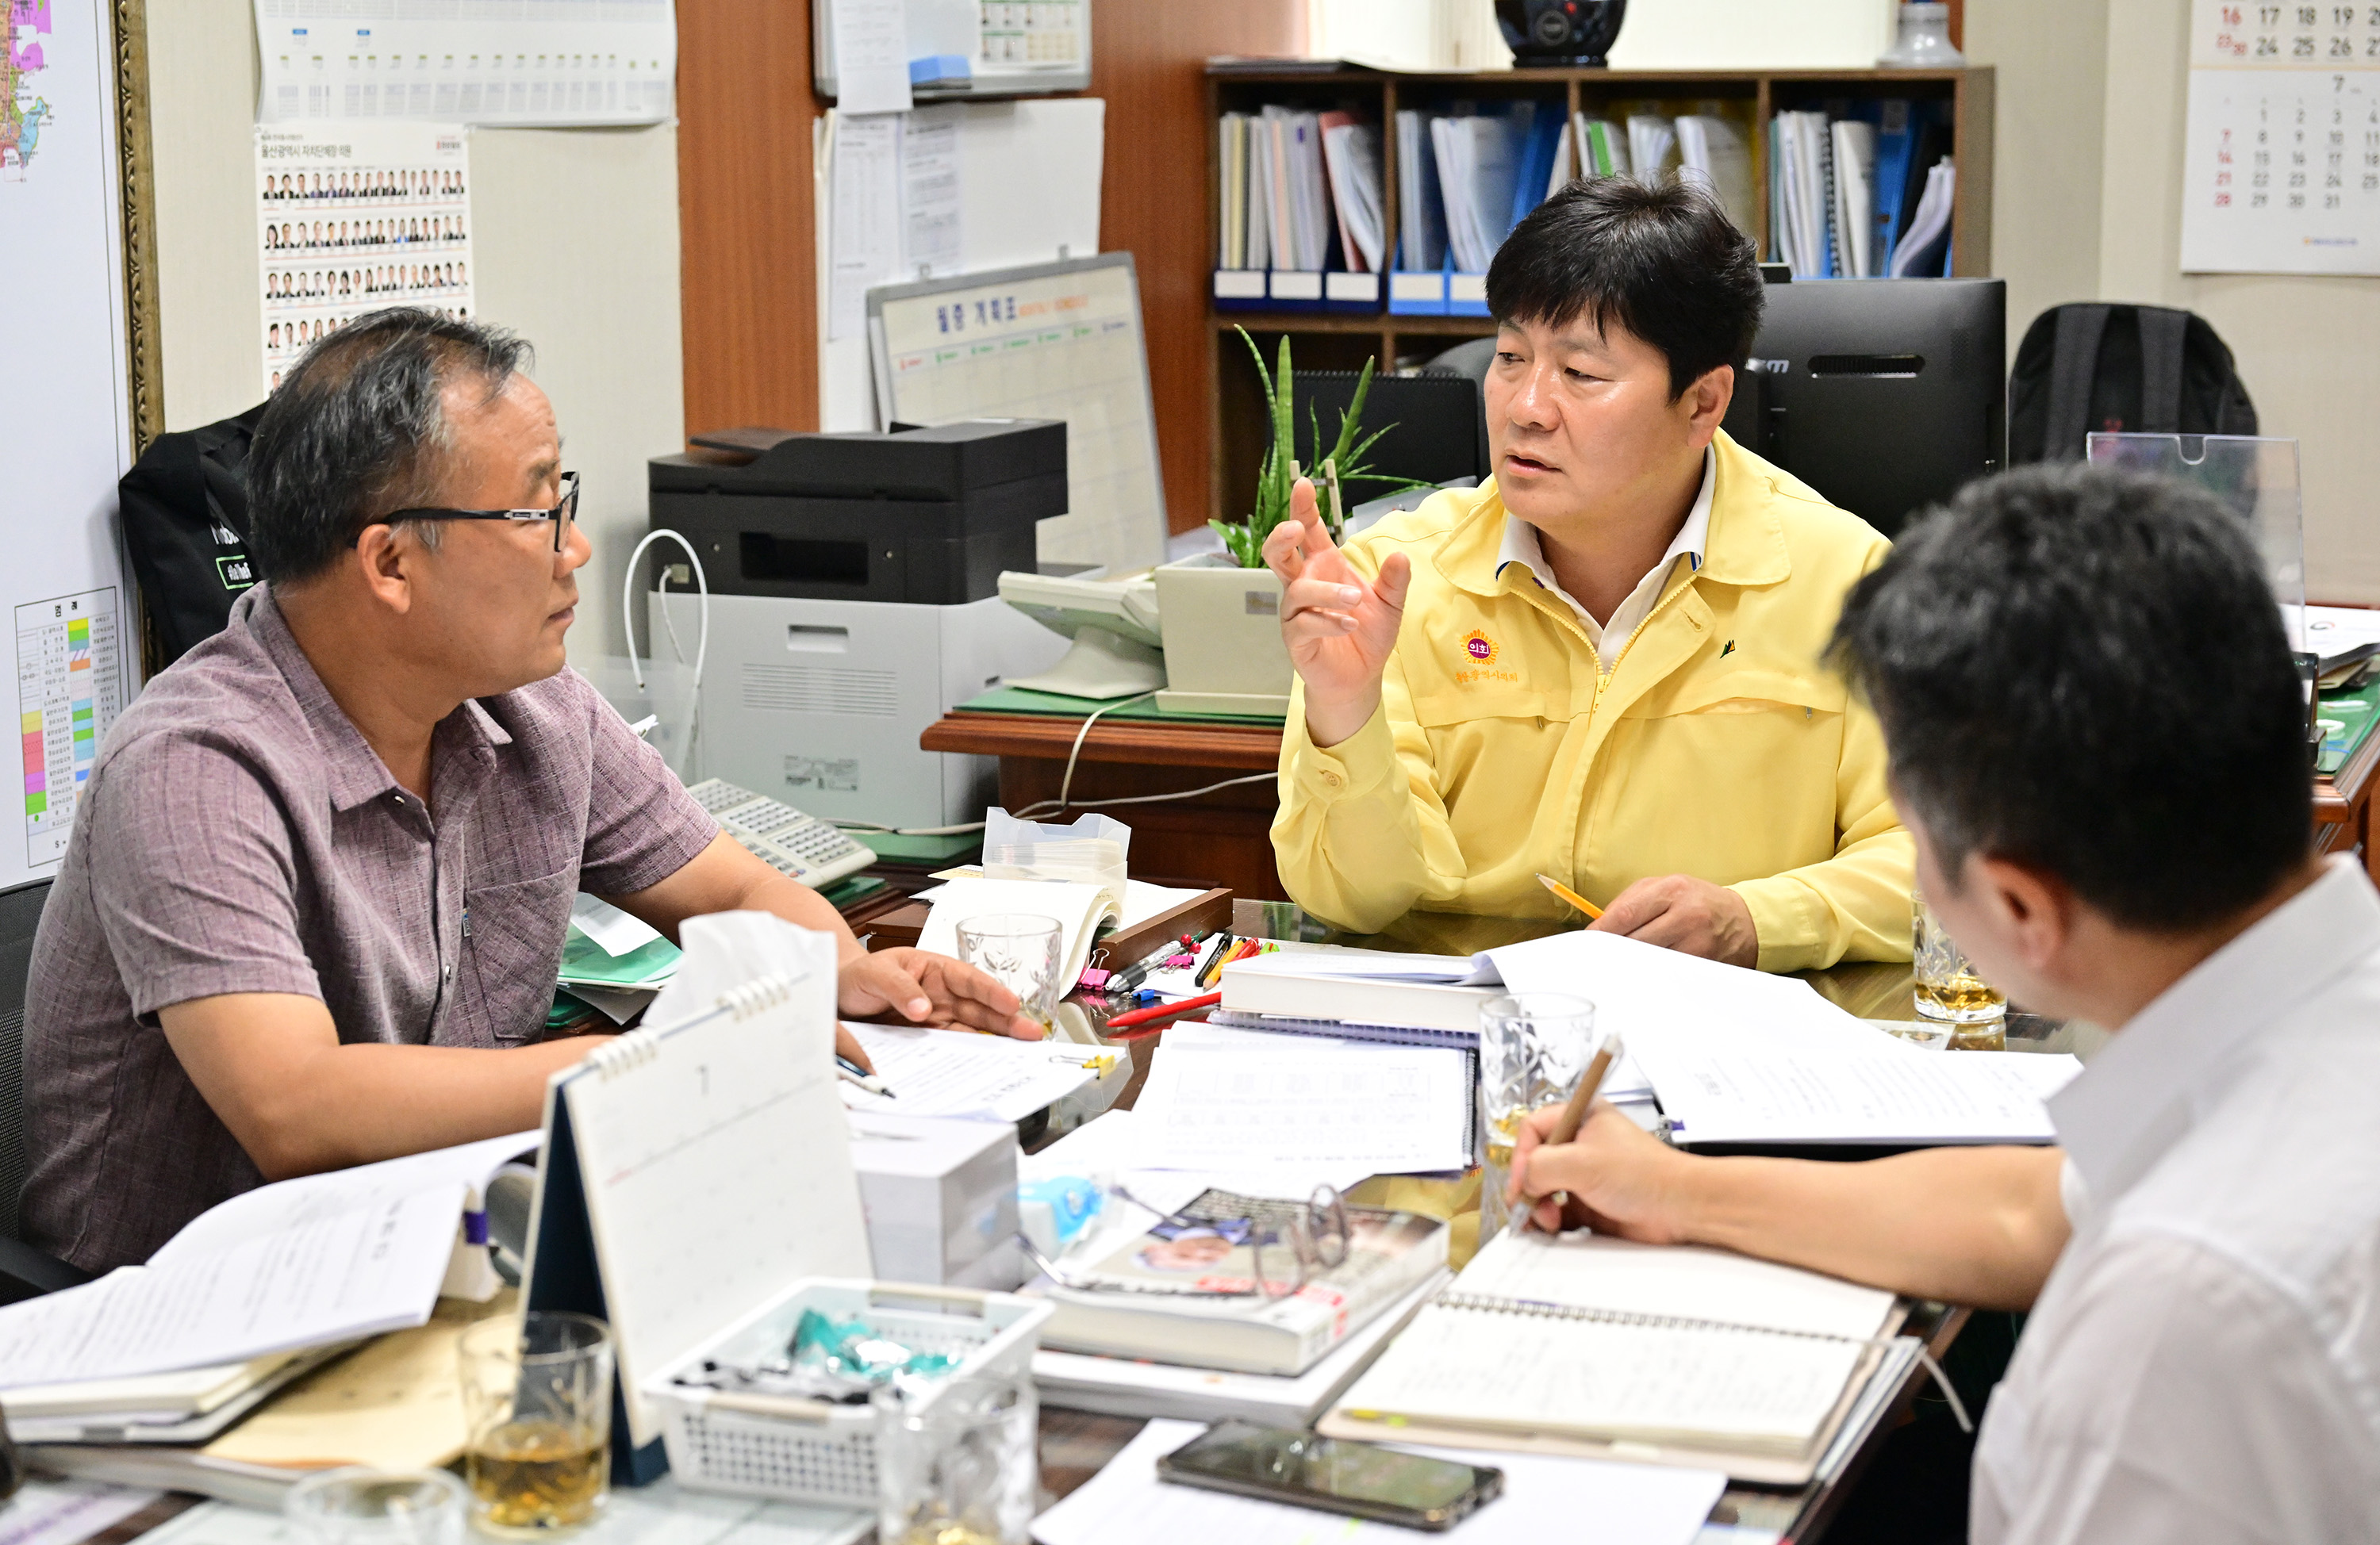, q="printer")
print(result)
[647,420,1072,829]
